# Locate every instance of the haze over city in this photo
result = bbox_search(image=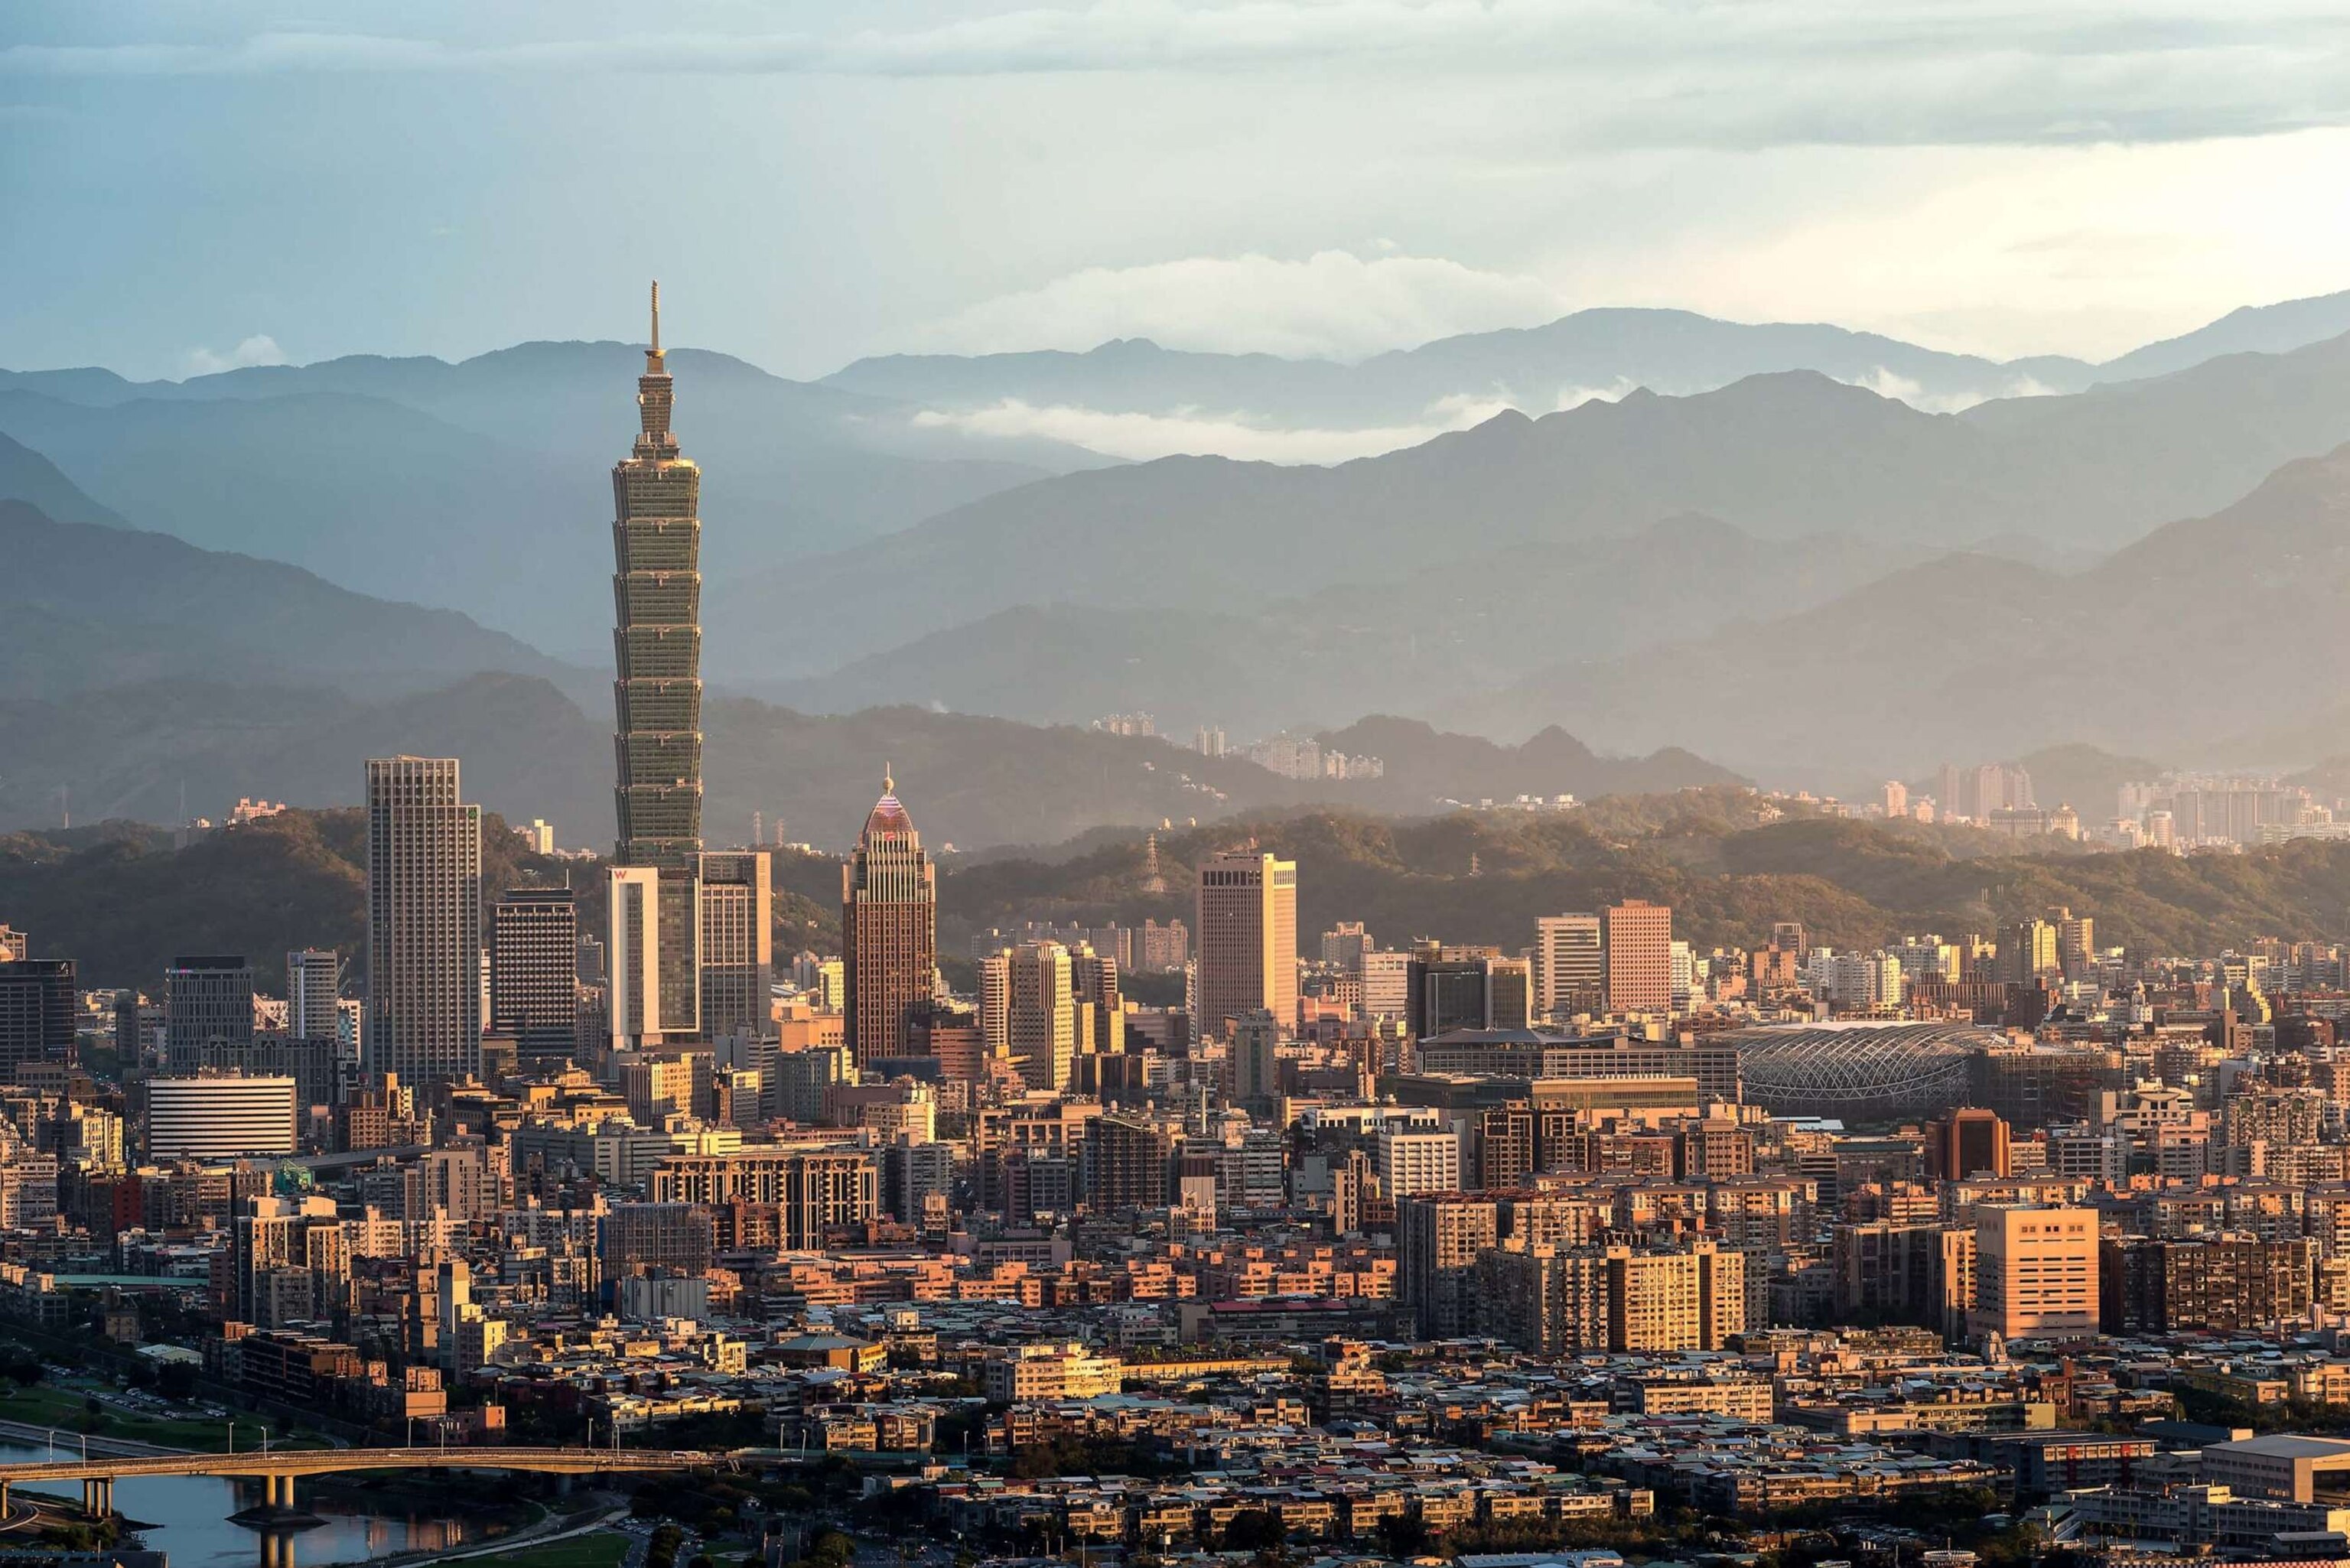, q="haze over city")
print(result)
[15,8,2350,1568]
